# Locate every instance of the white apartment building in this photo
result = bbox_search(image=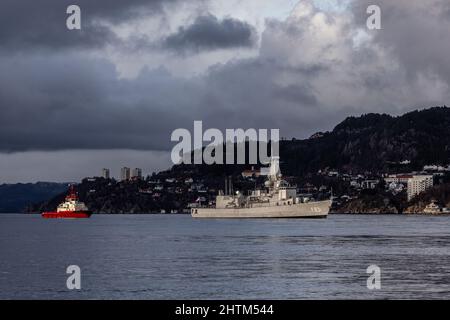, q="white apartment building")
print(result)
[385,174,434,201]
[407,175,433,201]
[101,168,110,179]
[120,167,131,181]
[132,168,142,179]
